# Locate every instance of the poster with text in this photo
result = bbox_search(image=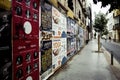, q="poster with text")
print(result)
[52,7,67,38]
[41,40,52,74]
[41,1,52,30]
[52,39,61,71]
